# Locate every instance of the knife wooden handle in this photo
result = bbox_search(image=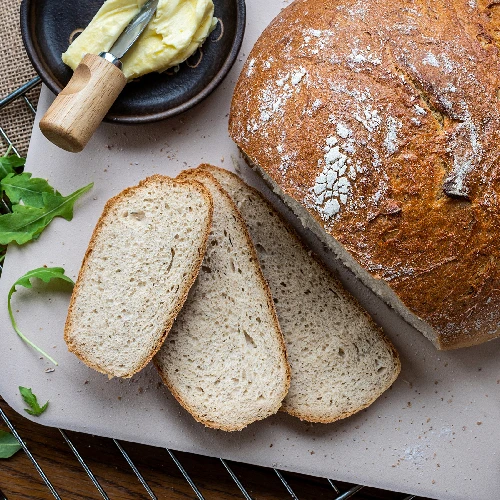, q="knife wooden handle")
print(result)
[39,53,126,153]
